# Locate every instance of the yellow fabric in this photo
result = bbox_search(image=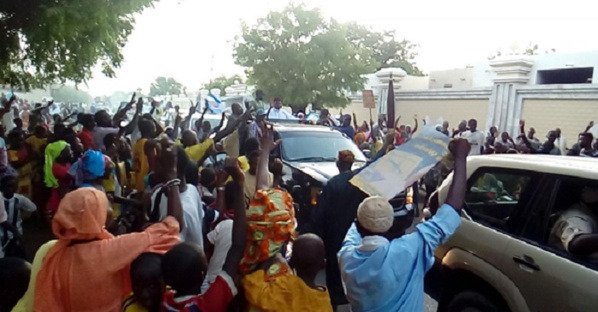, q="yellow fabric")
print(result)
[184,138,214,163]
[120,294,148,312]
[8,150,32,198]
[133,138,149,192]
[12,240,58,312]
[103,159,116,193]
[25,136,47,155]
[116,161,132,191]
[223,130,239,158]
[238,155,250,171]
[242,270,332,312]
